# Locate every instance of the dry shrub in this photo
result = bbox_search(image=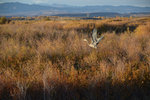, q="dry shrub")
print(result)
[135,22,150,36]
[0,17,150,100]
[0,38,35,69]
